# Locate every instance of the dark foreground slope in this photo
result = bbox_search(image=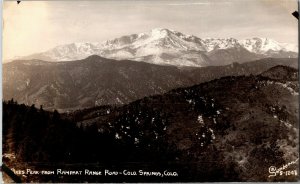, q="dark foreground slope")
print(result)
[2,66,298,182]
[3,56,297,111]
